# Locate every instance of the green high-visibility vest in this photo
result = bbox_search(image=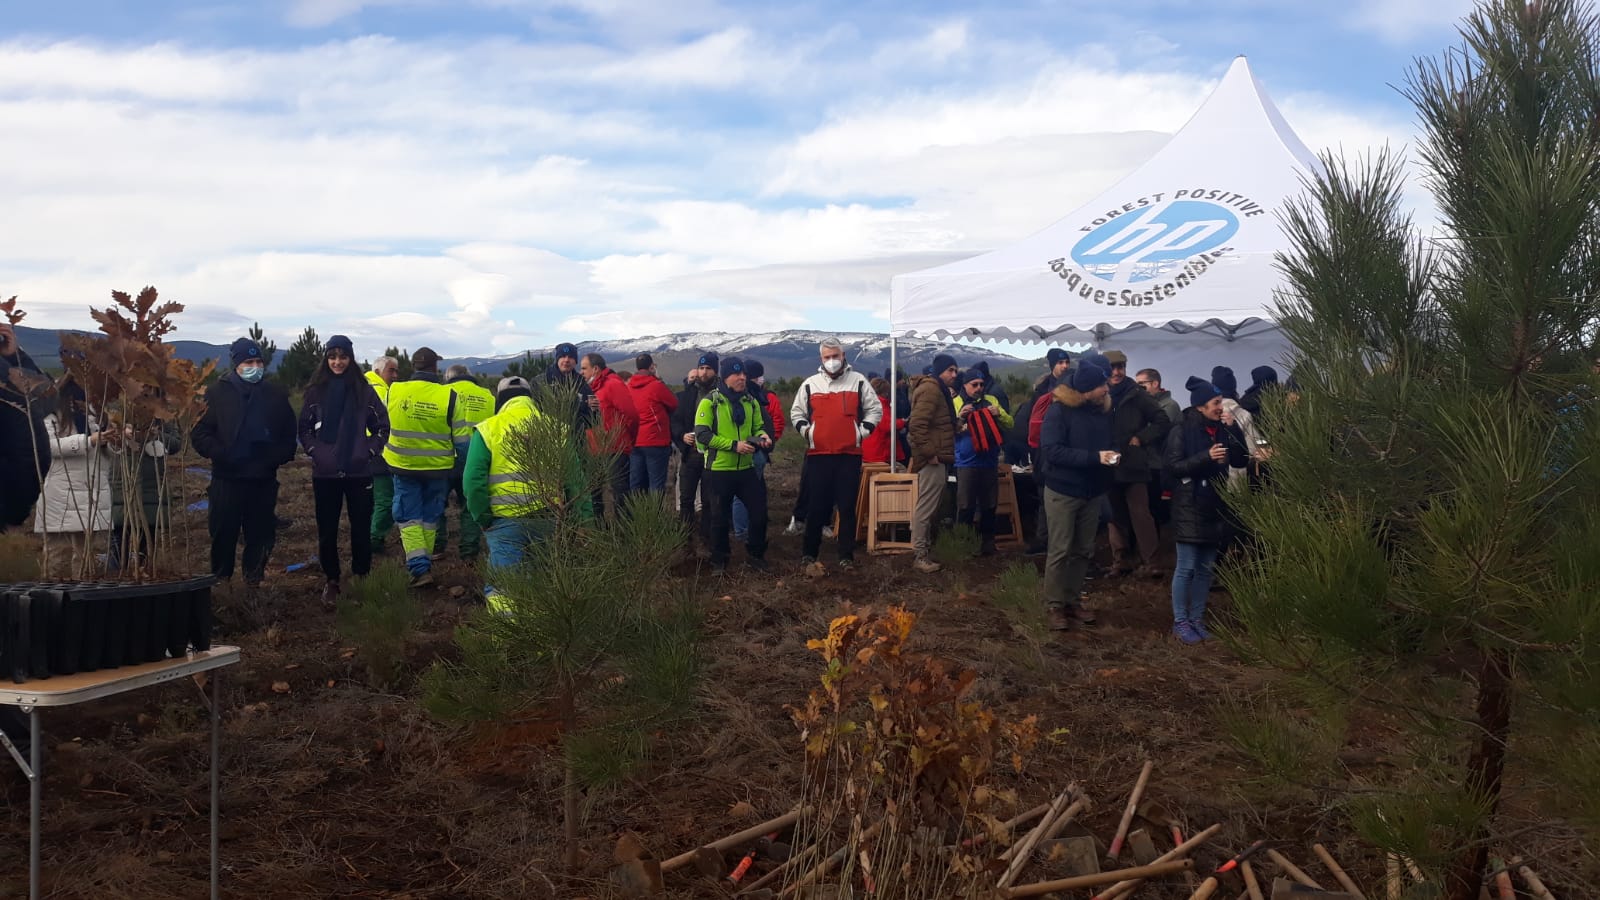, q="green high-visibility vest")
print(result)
[383,380,455,472]
[476,396,555,517]
[448,380,495,445]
